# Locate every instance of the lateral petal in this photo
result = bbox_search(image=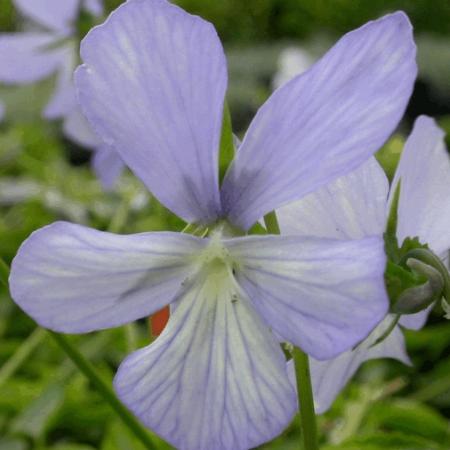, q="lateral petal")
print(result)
[9,222,203,333]
[76,0,227,223]
[221,12,416,230]
[226,235,388,360]
[114,269,296,450]
[309,315,410,414]
[392,116,450,256]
